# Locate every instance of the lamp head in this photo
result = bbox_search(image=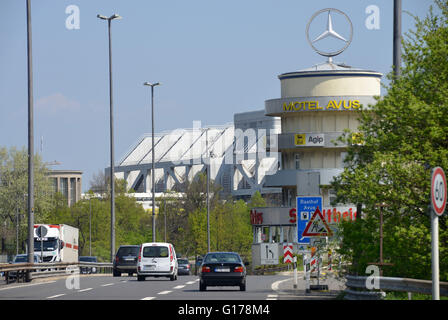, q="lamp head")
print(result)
[143,82,161,87]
